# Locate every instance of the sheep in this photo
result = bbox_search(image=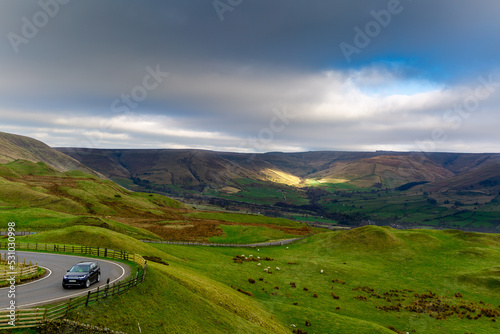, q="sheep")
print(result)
[249,255,253,258]
[263,268,268,272]
[320,270,324,274]
[286,246,288,249]
[257,249,260,252]
[257,256,260,260]
[257,263,261,266]
[276,267,280,271]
